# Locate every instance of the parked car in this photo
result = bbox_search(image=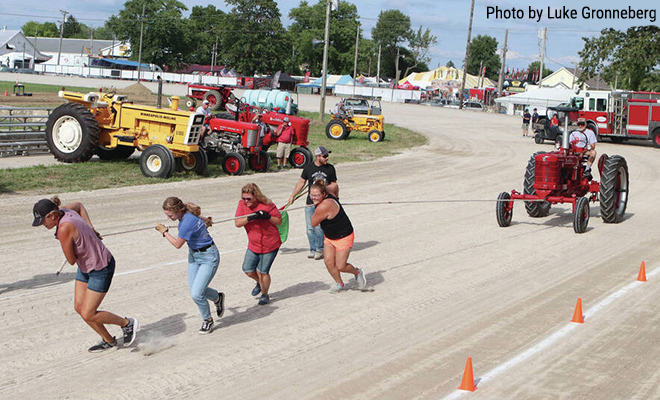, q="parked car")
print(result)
[342,98,382,115]
[462,101,484,111]
[426,98,453,107]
